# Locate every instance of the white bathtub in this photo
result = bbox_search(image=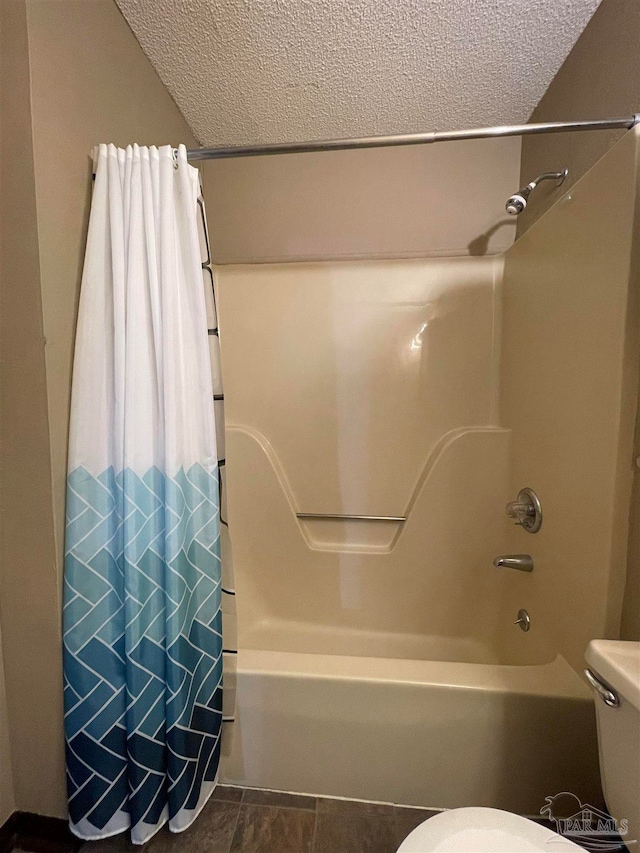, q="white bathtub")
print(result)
[220,647,601,815]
